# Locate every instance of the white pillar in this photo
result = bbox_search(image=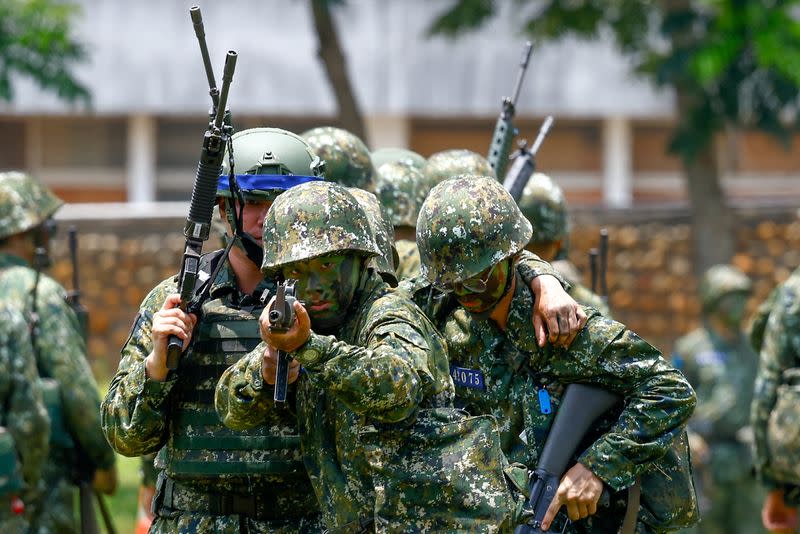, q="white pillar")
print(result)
[602,116,633,208]
[126,114,157,203]
[364,115,411,150]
